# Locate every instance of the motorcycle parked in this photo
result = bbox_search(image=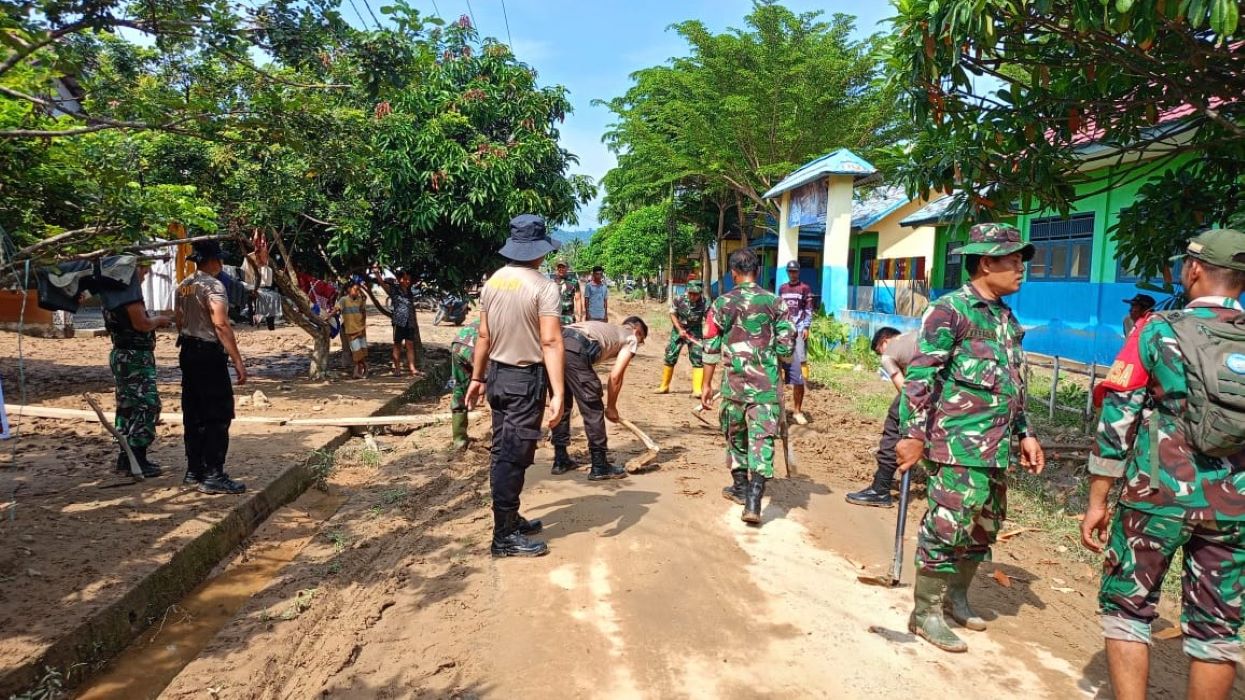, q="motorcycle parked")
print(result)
[433,293,470,326]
